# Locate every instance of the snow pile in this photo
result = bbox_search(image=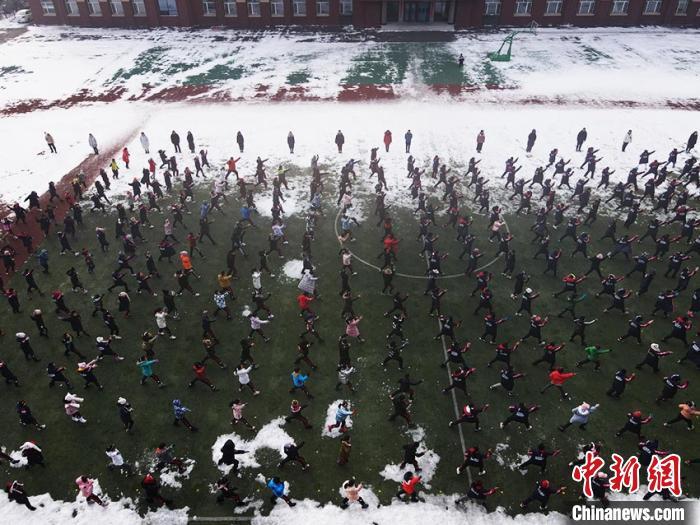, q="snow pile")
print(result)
[321,400,354,438]
[379,426,440,489]
[7,447,27,468]
[212,417,293,472]
[282,259,304,280]
[159,459,195,489]
[0,486,188,525]
[492,442,524,471]
[253,494,569,525]
[492,442,510,465]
